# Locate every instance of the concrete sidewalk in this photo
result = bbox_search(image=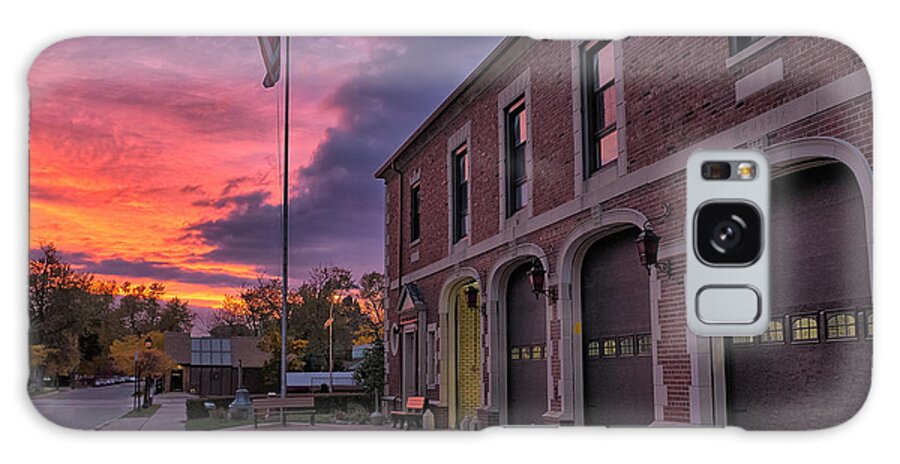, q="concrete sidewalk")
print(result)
[100,392,191,431]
